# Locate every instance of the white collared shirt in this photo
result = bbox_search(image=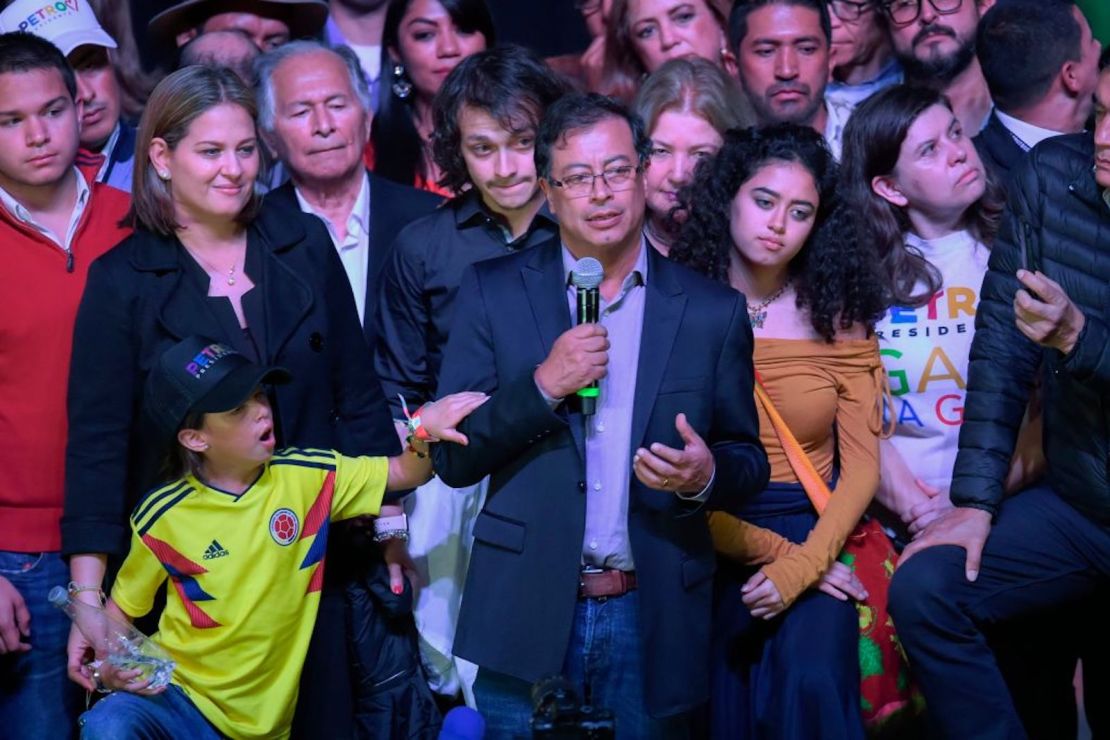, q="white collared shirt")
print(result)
[295,173,372,323]
[0,167,90,253]
[995,110,1067,151]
